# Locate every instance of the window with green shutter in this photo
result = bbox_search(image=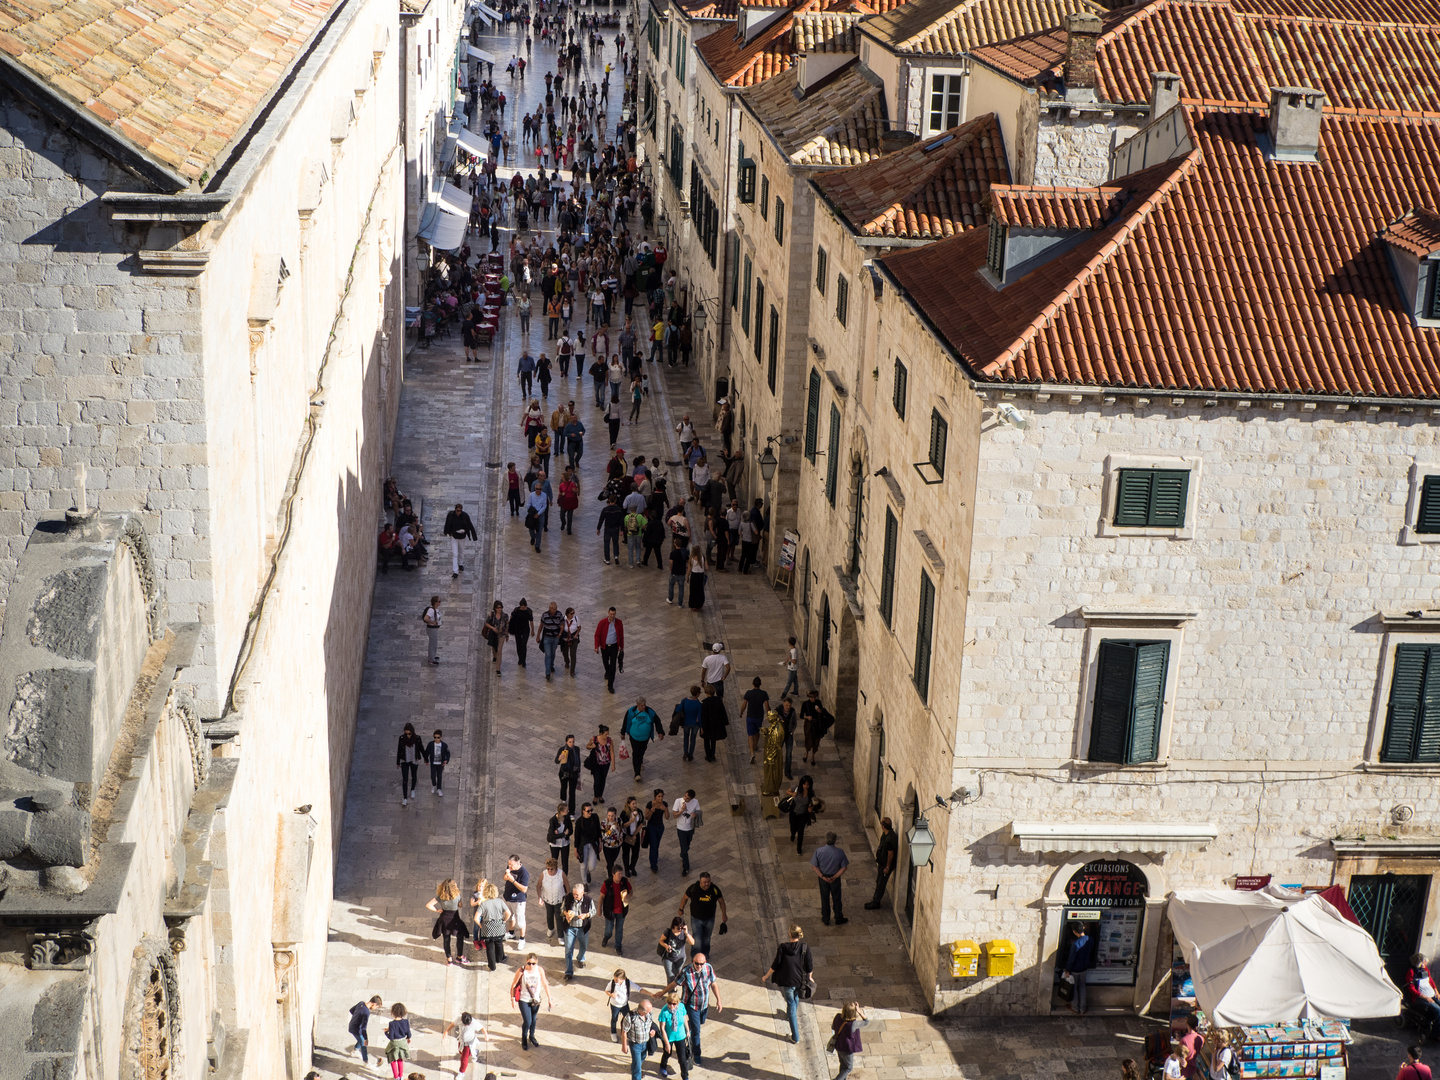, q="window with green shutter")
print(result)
[740,256,752,334]
[767,306,779,392]
[914,570,936,701]
[816,248,828,295]
[879,509,898,626]
[753,279,765,360]
[836,275,849,326]
[730,235,741,309]
[1088,640,1169,764]
[1114,469,1190,527]
[825,404,841,505]
[760,175,769,220]
[929,410,948,479]
[774,197,785,244]
[804,369,821,463]
[1418,476,1440,534]
[1380,644,1440,763]
[893,359,908,419]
